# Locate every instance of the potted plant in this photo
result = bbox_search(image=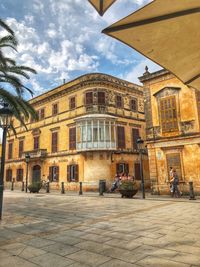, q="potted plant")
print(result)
[119,180,138,198]
[28,181,42,193]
